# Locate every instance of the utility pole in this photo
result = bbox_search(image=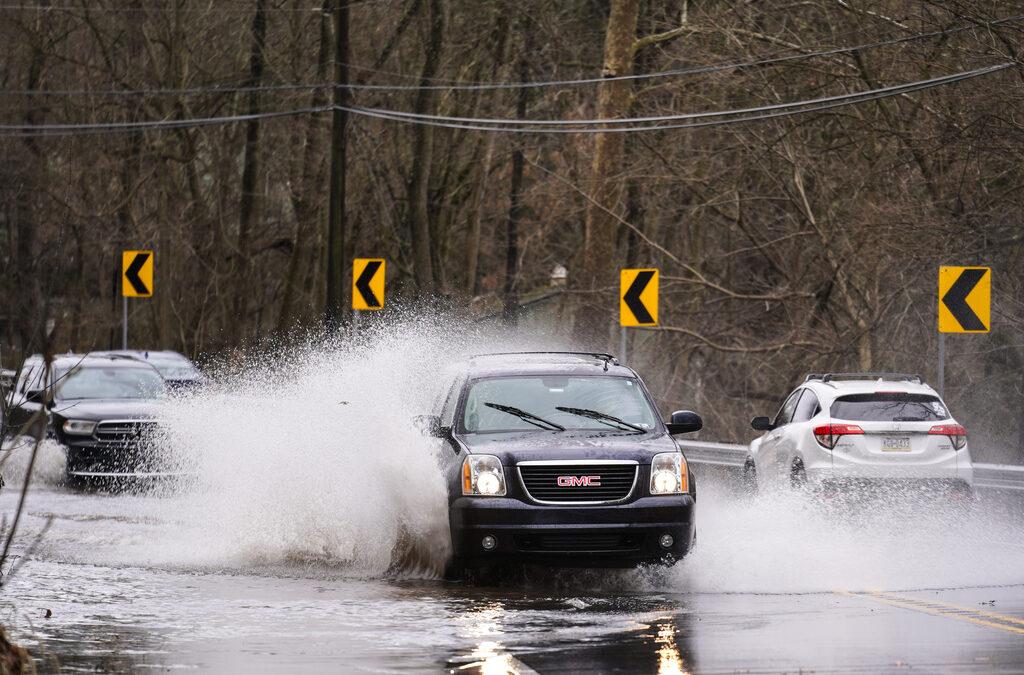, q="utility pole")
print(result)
[325,0,350,328]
